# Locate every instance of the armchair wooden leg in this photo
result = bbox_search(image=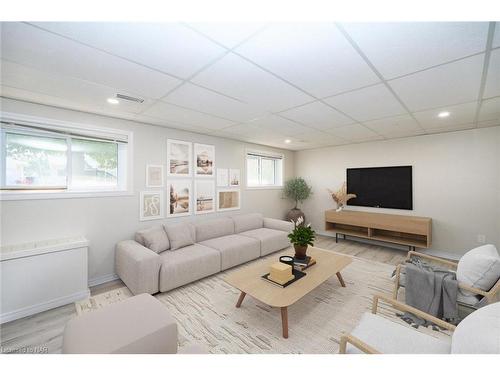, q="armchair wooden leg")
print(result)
[339,336,347,354]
